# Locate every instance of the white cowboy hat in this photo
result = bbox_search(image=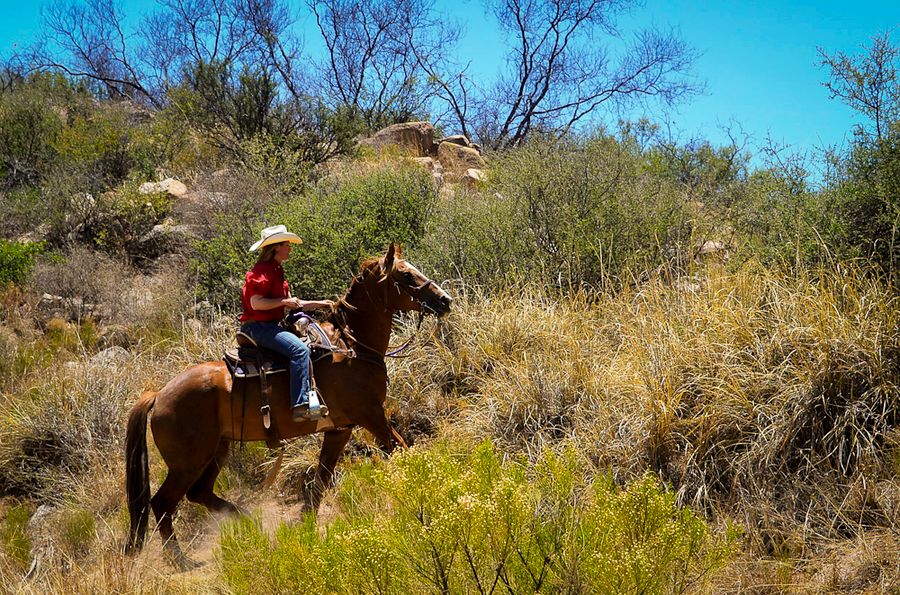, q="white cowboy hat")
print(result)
[249,224,303,252]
